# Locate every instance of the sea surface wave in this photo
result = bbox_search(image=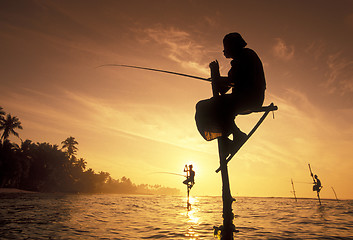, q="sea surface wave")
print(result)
[0,193,352,239]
